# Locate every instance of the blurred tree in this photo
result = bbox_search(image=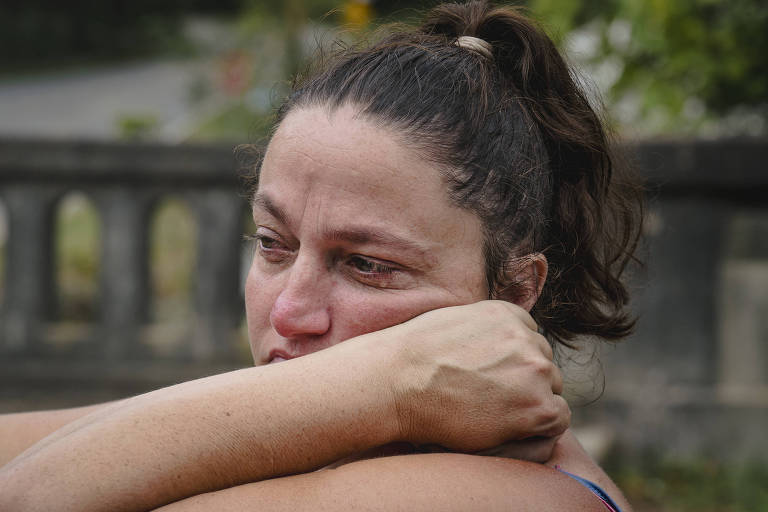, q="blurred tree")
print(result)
[28,0,754,139]
[223,0,768,137]
[188,0,342,142]
[530,0,768,136]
